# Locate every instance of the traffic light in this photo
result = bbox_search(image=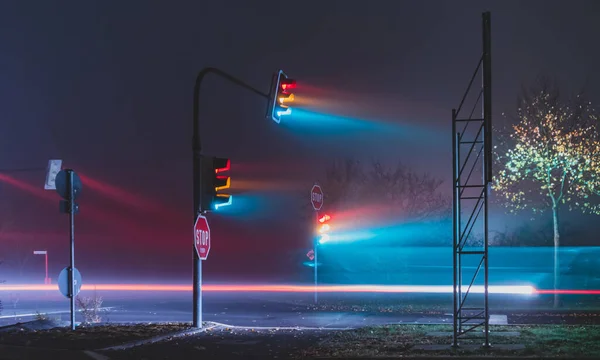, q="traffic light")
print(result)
[317,213,331,244]
[270,70,296,123]
[201,156,232,212]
